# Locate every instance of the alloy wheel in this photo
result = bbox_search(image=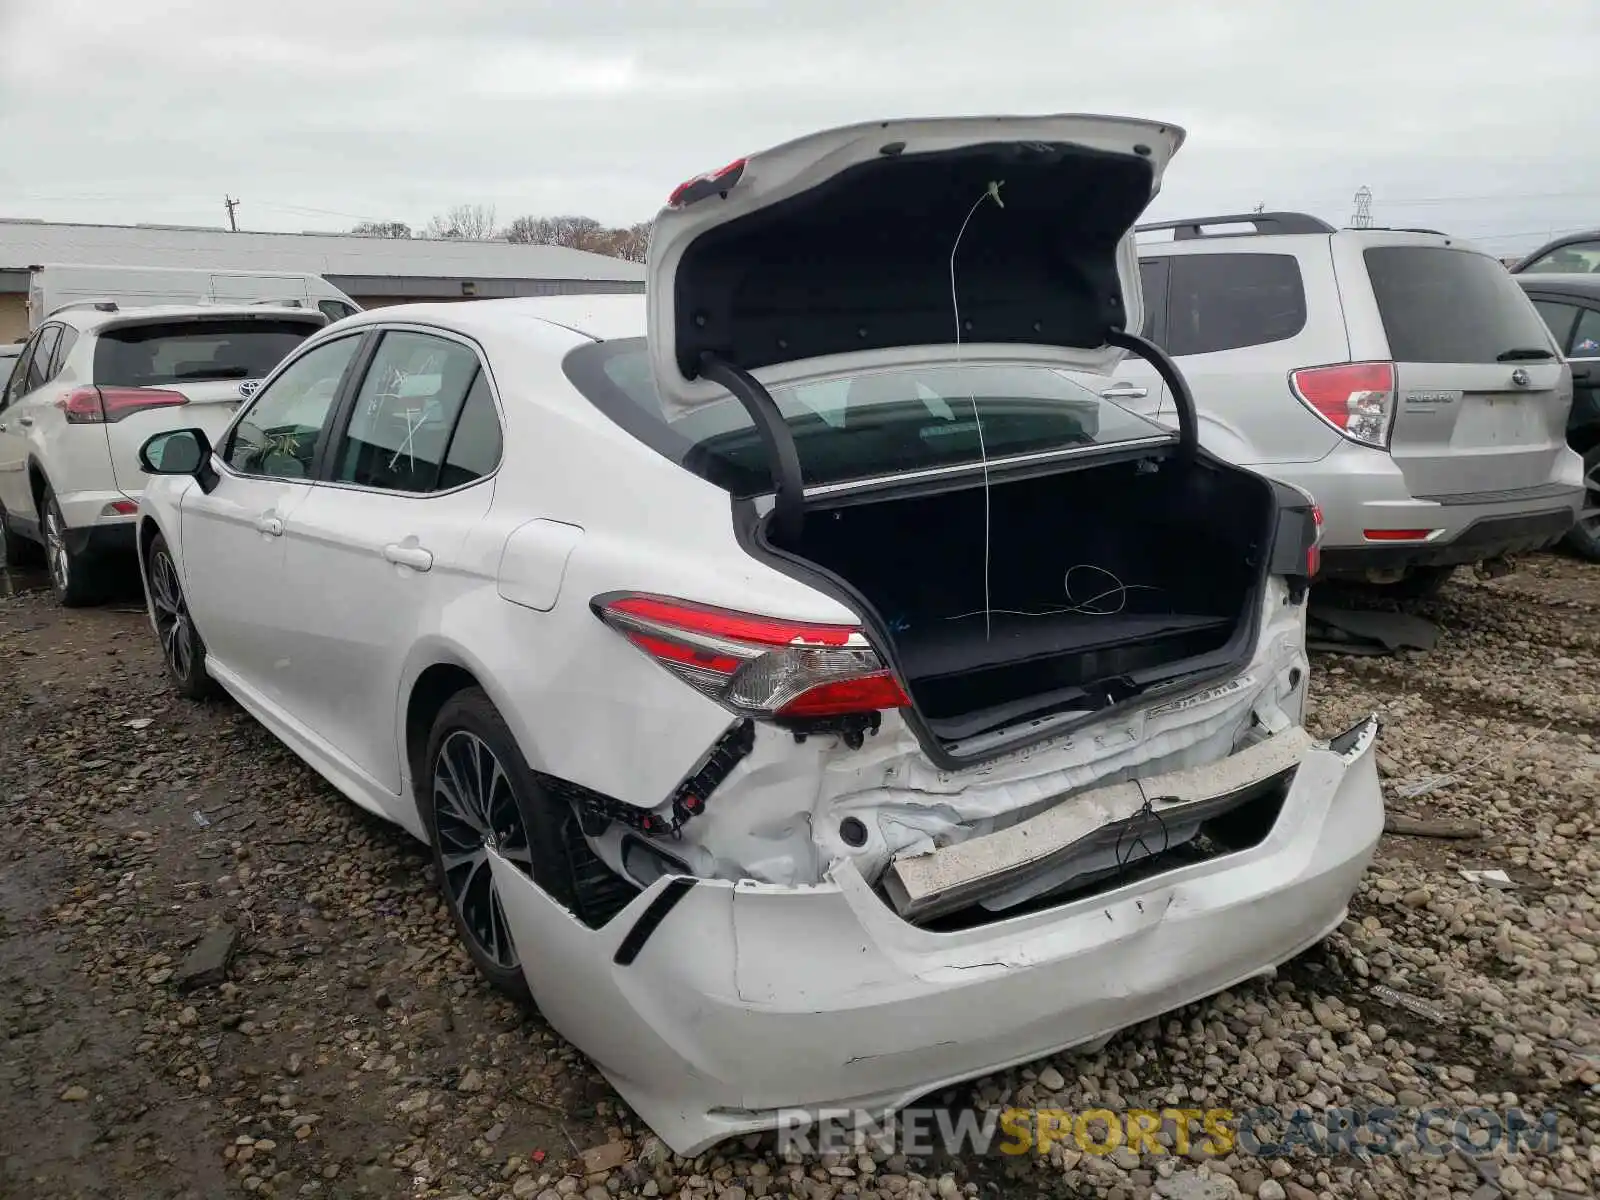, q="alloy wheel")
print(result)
[1581,459,1600,538]
[148,549,193,680]
[432,731,534,970]
[44,508,69,593]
